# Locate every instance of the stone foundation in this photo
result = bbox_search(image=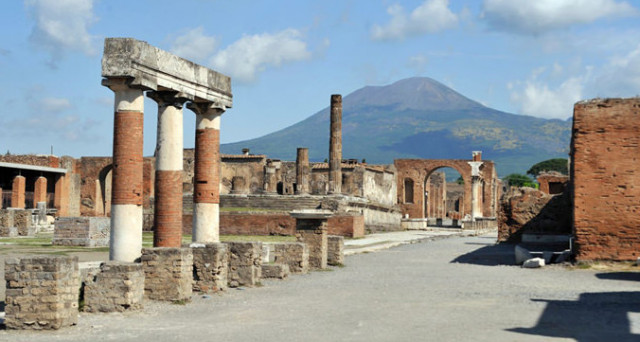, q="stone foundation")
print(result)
[226,241,262,287]
[52,217,110,247]
[4,256,79,330]
[141,248,193,301]
[273,242,309,274]
[0,209,34,237]
[327,235,345,266]
[261,263,289,279]
[192,243,229,293]
[83,261,144,312]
